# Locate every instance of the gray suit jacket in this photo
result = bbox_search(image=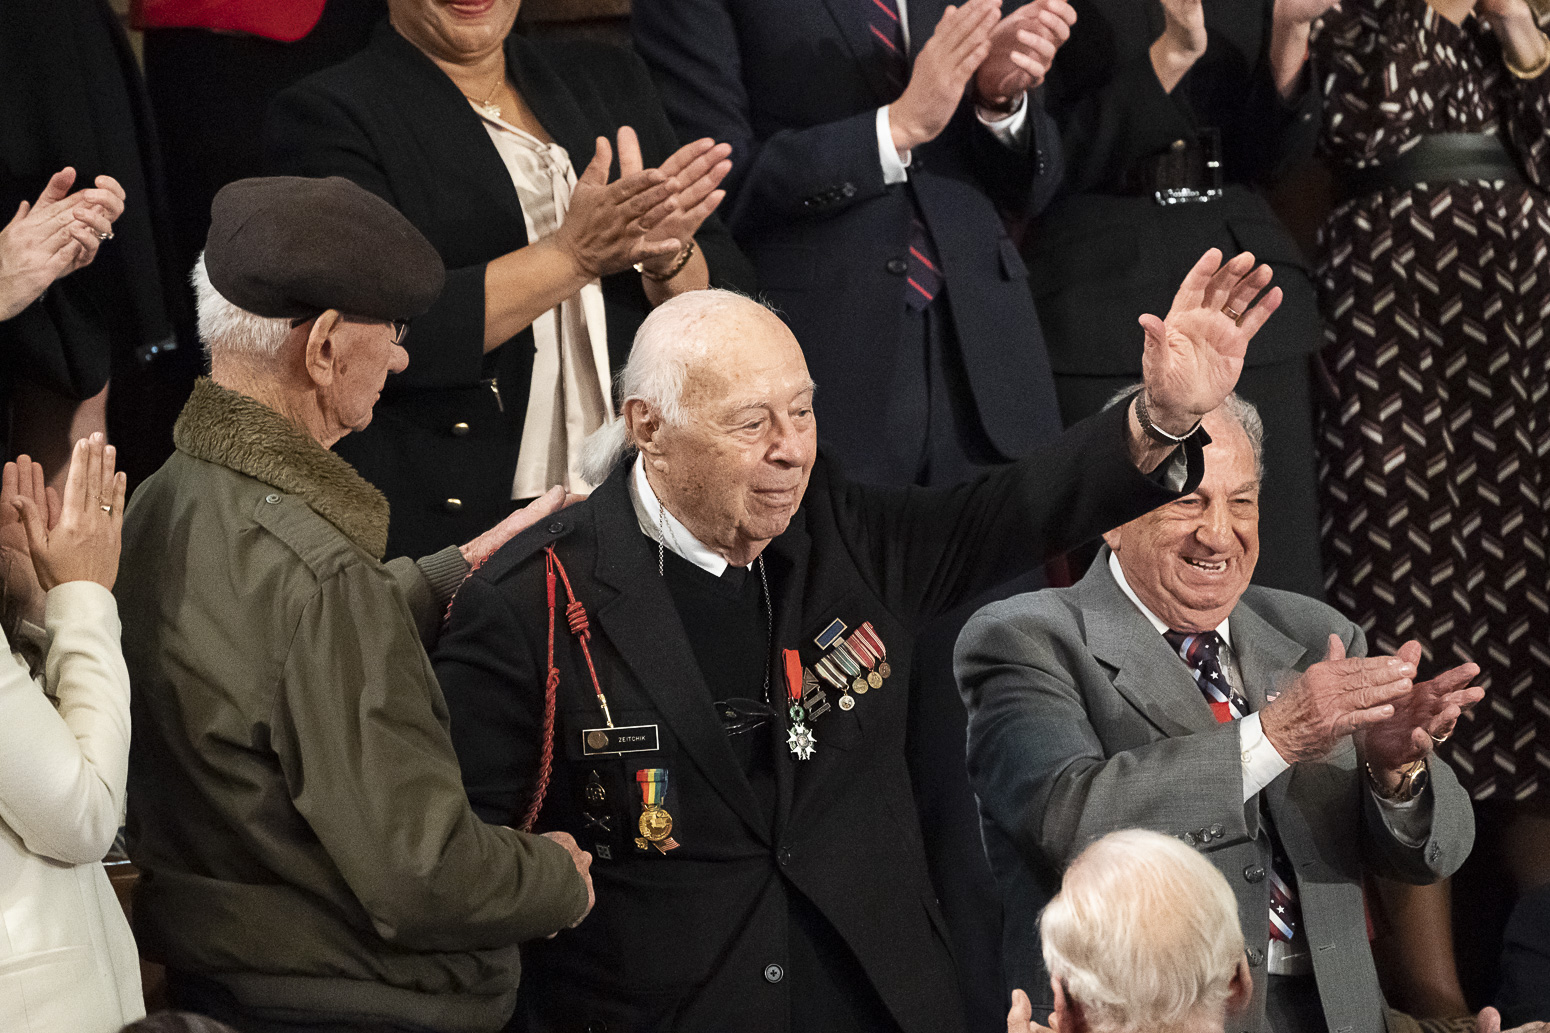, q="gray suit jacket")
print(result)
[955,550,1474,1033]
